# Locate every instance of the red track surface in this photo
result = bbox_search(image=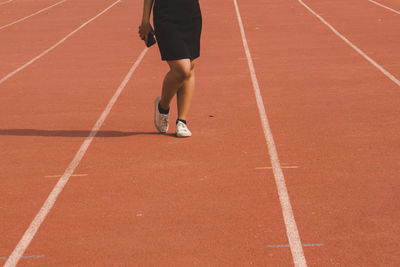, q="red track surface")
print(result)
[1,0,399,266]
